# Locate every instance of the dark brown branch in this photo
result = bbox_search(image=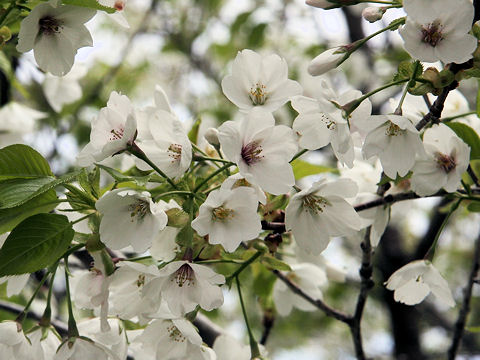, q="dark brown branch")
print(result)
[272,269,352,324]
[259,310,275,345]
[448,230,480,359]
[193,313,224,347]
